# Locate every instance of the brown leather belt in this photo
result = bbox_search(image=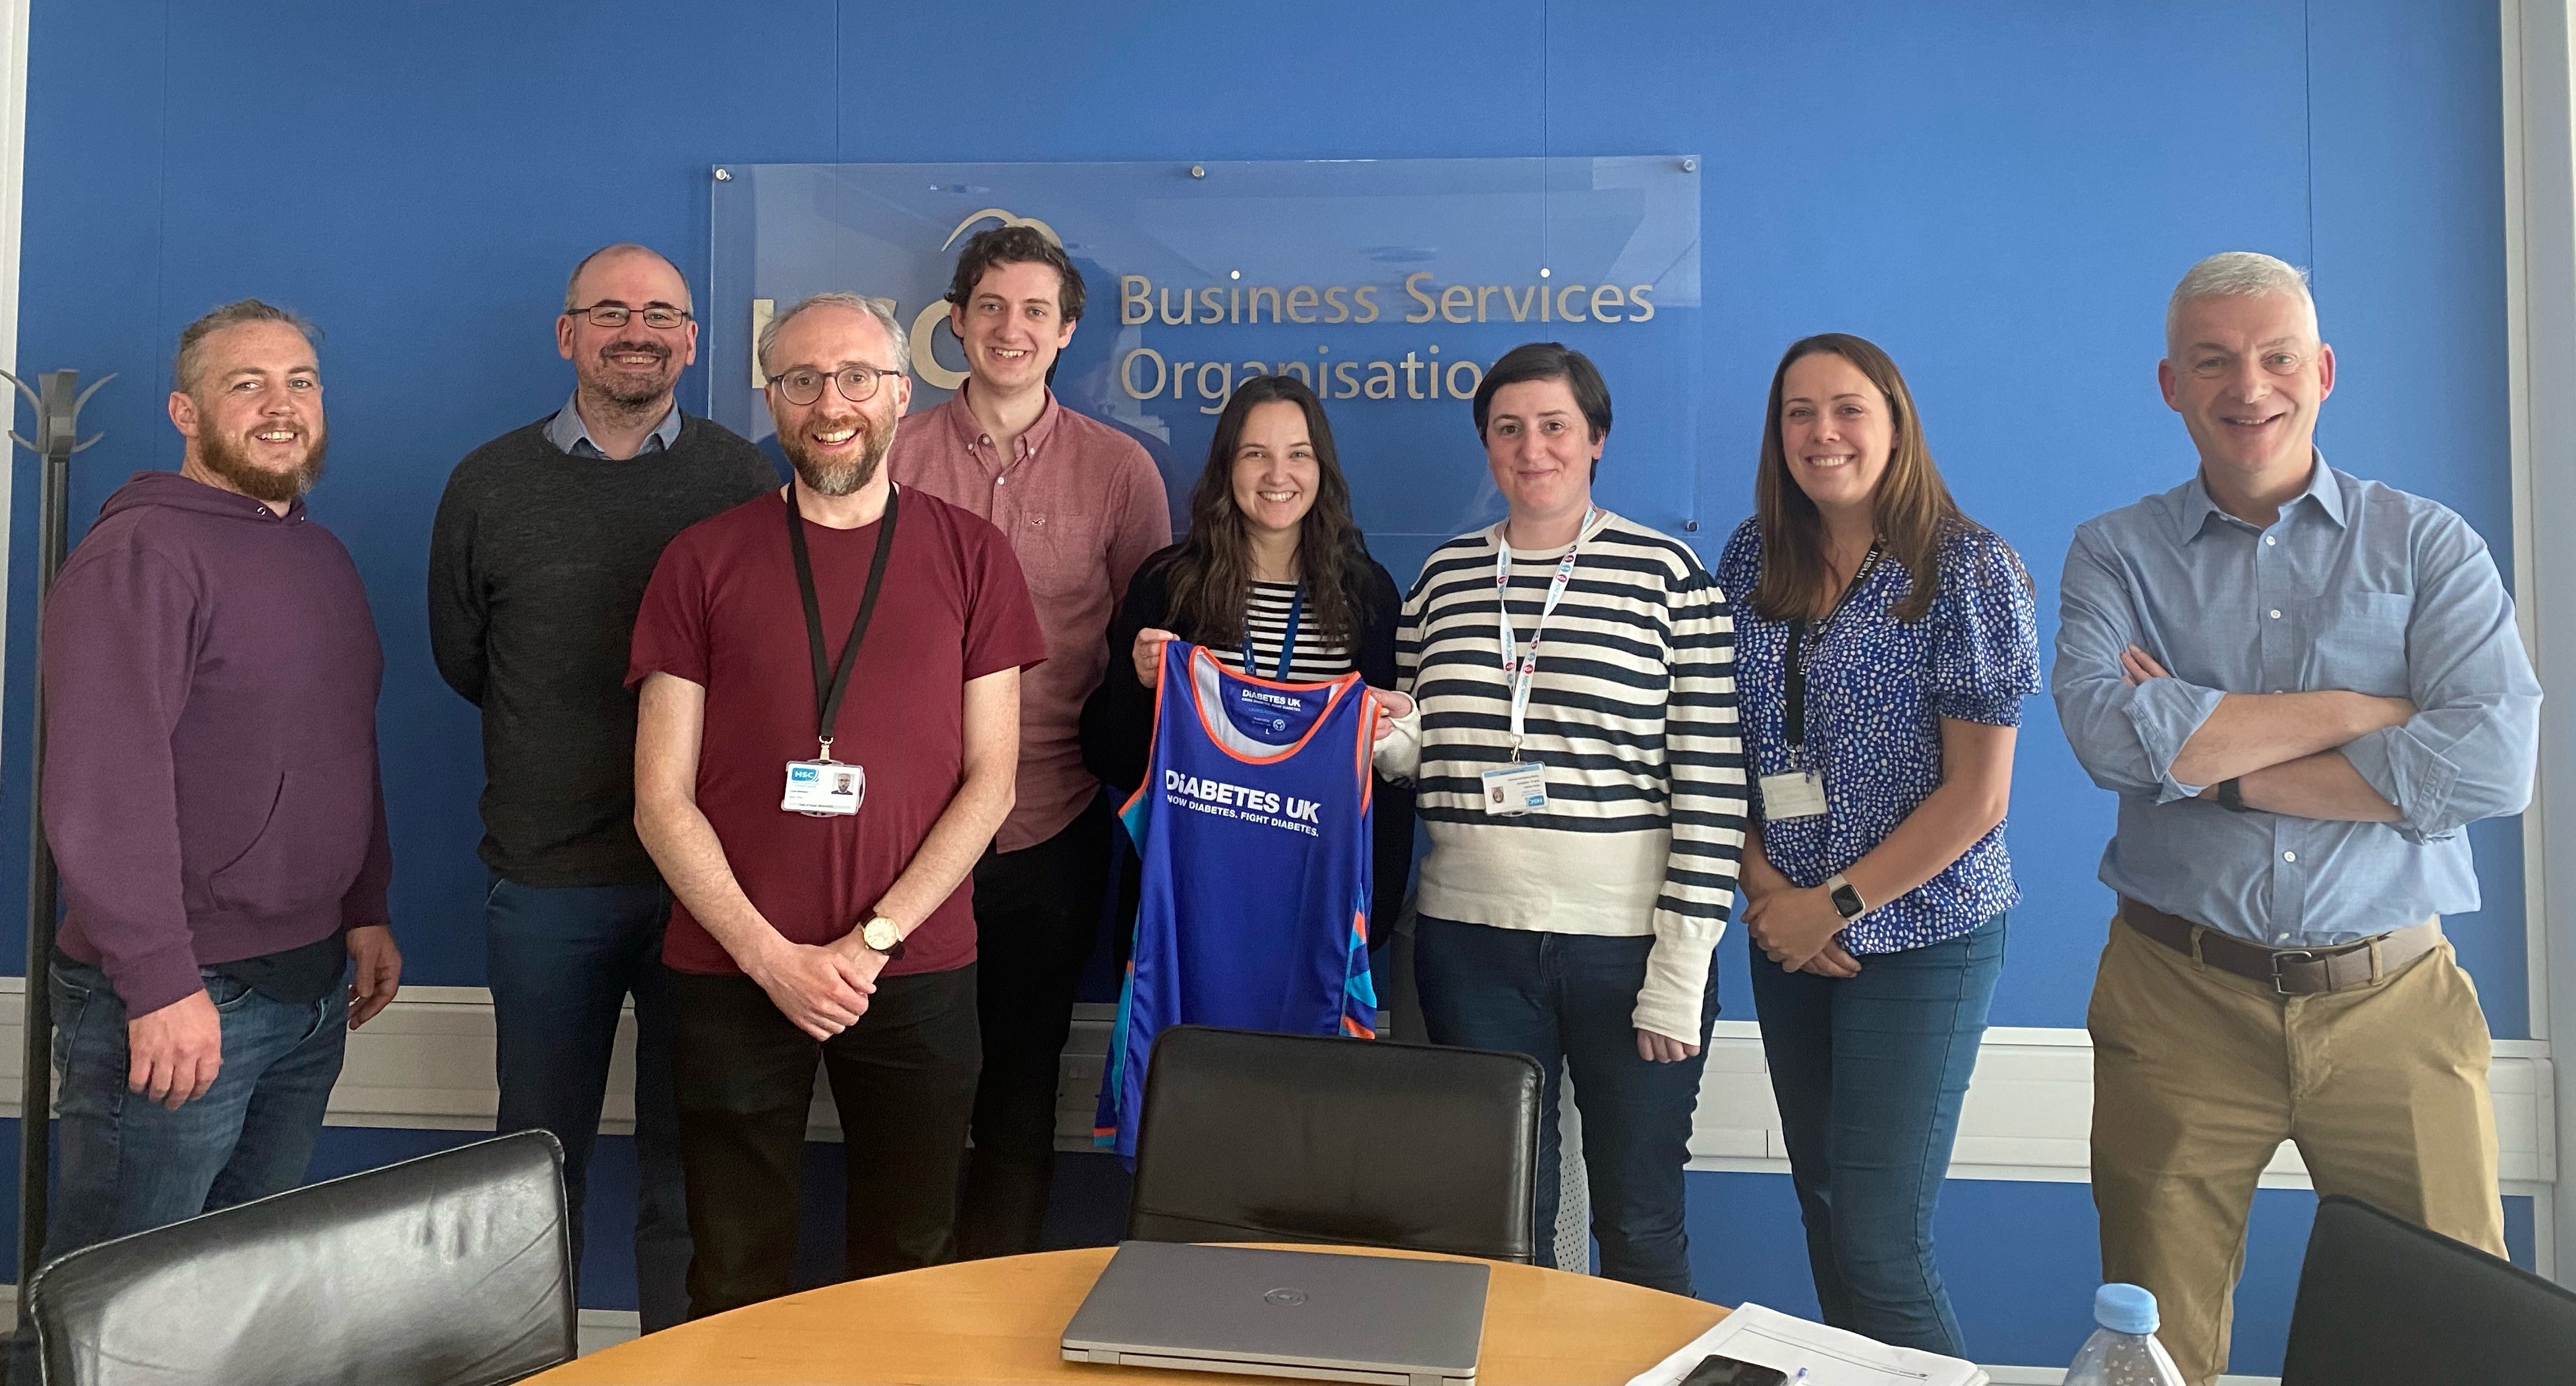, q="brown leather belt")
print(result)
[2119,898,2440,996]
